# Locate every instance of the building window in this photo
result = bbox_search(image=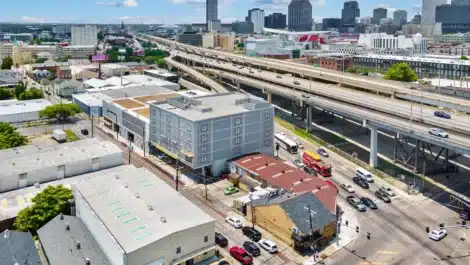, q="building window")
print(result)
[235,127,241,135]
[234,146,241,154]
[201,134,208,143]
[264,129,271,138]
[201,123,209,132]
[187,125,192,132]
[235,136,241,145]
[264,139,272,147]
[176,246,181,254]
[151,109,156,118]
[166,114,171,123]
[201,144,208,153]
[19,173,27,180]
[235,117,241,125]
[201,155,208,163]
[204,235,208,242]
